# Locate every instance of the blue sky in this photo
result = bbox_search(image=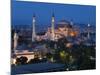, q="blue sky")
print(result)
[11,0,96,27]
